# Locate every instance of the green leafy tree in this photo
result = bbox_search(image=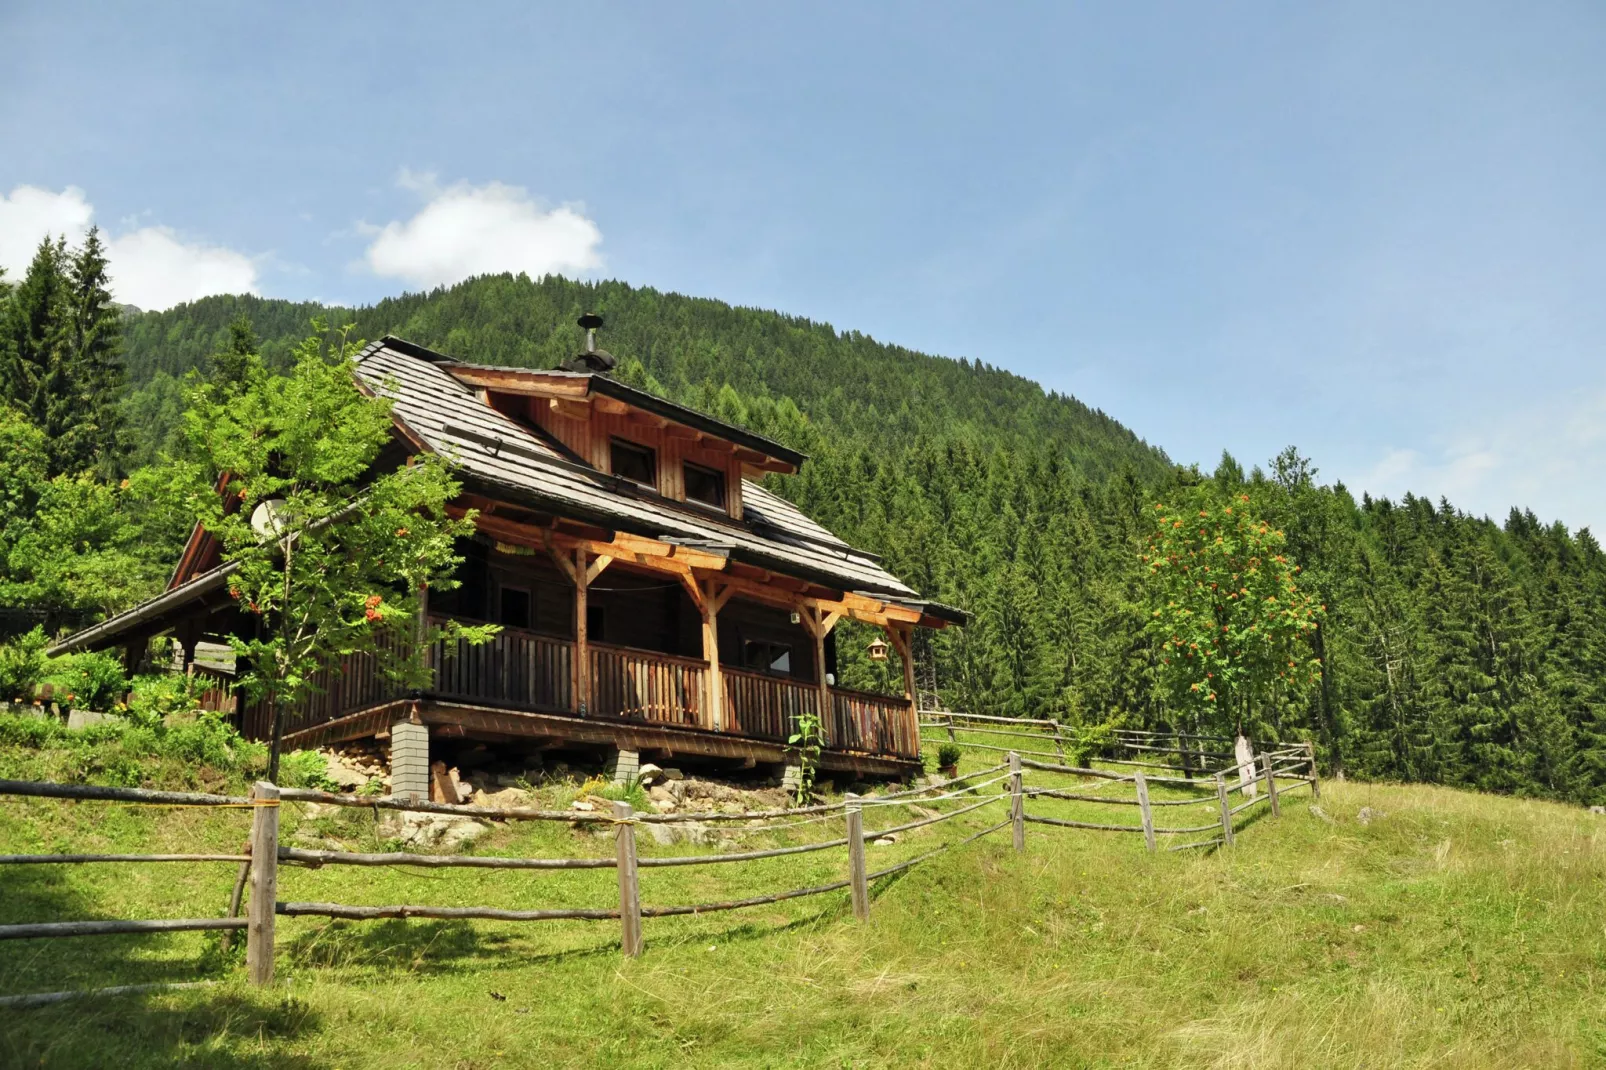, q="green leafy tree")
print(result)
[177,321,494,779]
[1142,485,1324,738]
